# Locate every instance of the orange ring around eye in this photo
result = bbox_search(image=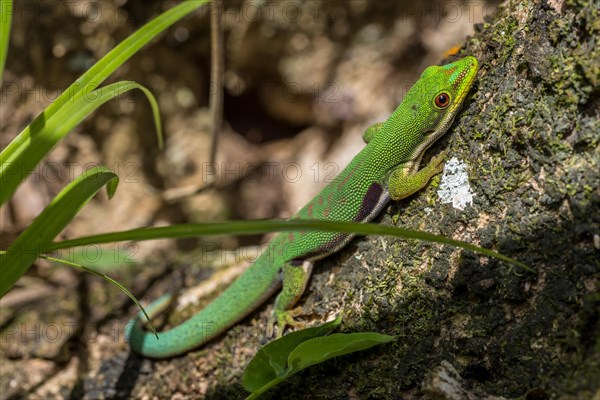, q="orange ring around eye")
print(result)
[435,92,450,108]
